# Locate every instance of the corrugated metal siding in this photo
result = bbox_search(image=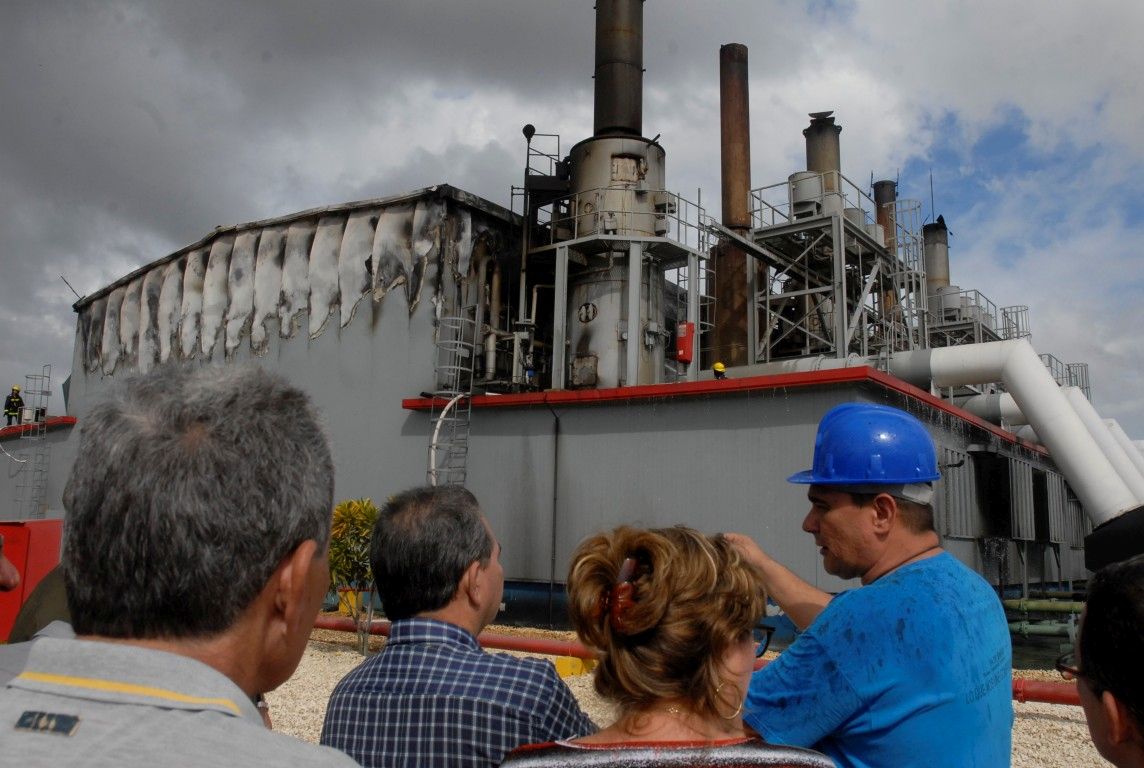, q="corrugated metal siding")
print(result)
[1067,493,1089,548]
[1046,472,1069,544]
[1009,457,1036,541]
[937,446,979,539]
